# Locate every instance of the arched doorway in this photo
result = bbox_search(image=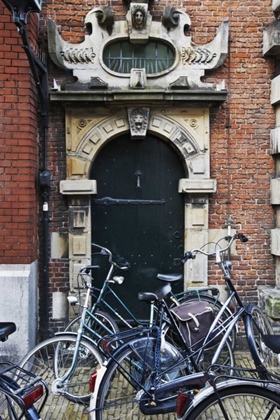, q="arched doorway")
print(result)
[90,134,186,320]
